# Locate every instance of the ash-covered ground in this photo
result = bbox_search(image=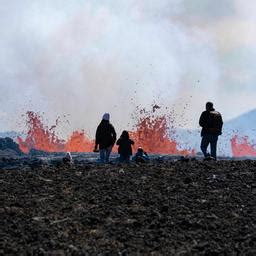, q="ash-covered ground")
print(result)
[1,157,256,255]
